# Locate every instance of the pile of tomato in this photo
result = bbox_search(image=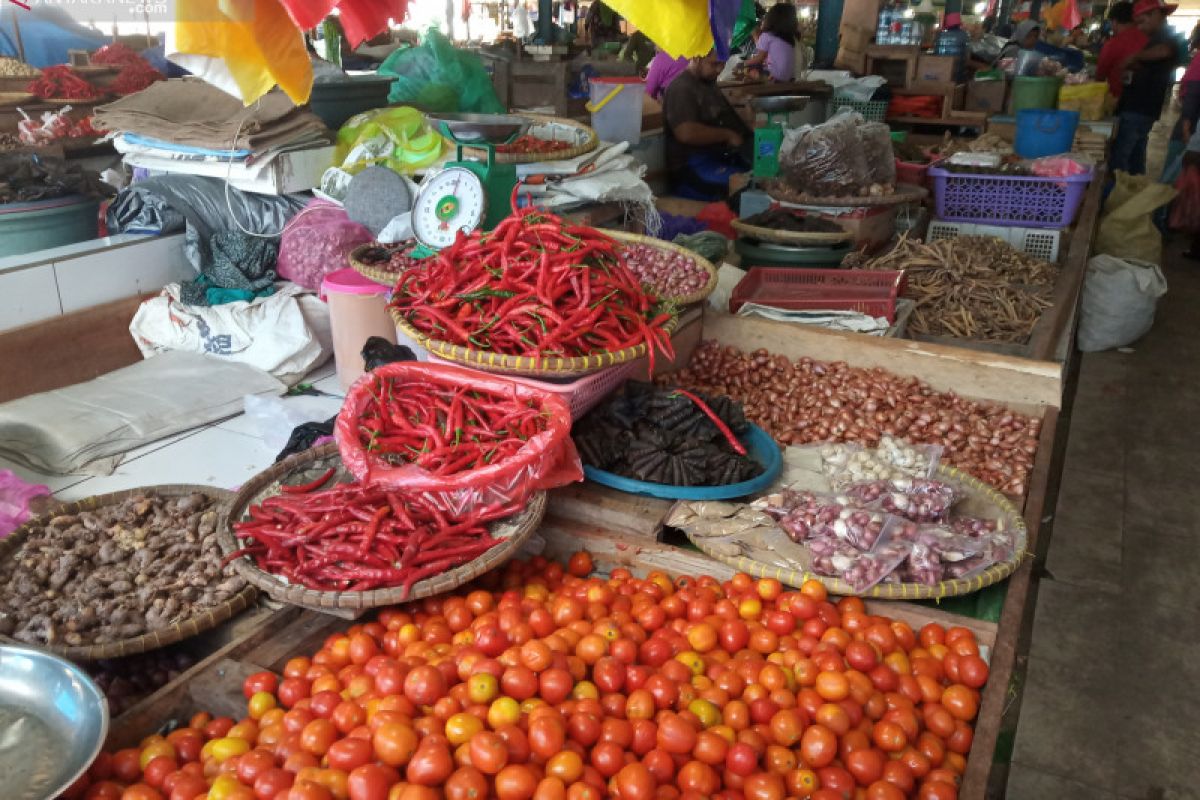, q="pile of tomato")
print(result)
[66,551,988,800]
